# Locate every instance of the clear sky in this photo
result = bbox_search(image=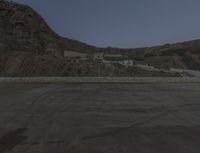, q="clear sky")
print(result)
[13,0,200,48]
